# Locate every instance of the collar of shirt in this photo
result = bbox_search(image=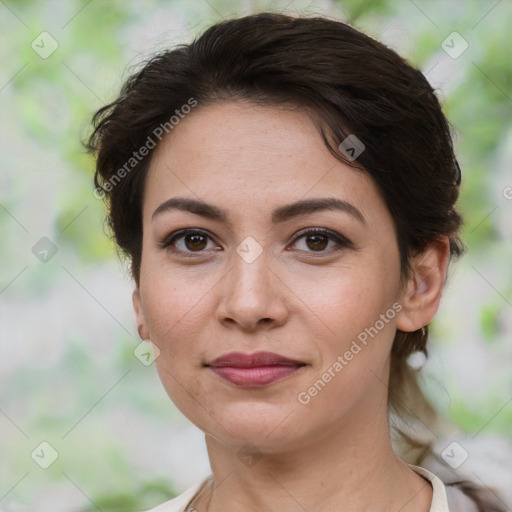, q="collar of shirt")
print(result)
[143,464,464,512]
